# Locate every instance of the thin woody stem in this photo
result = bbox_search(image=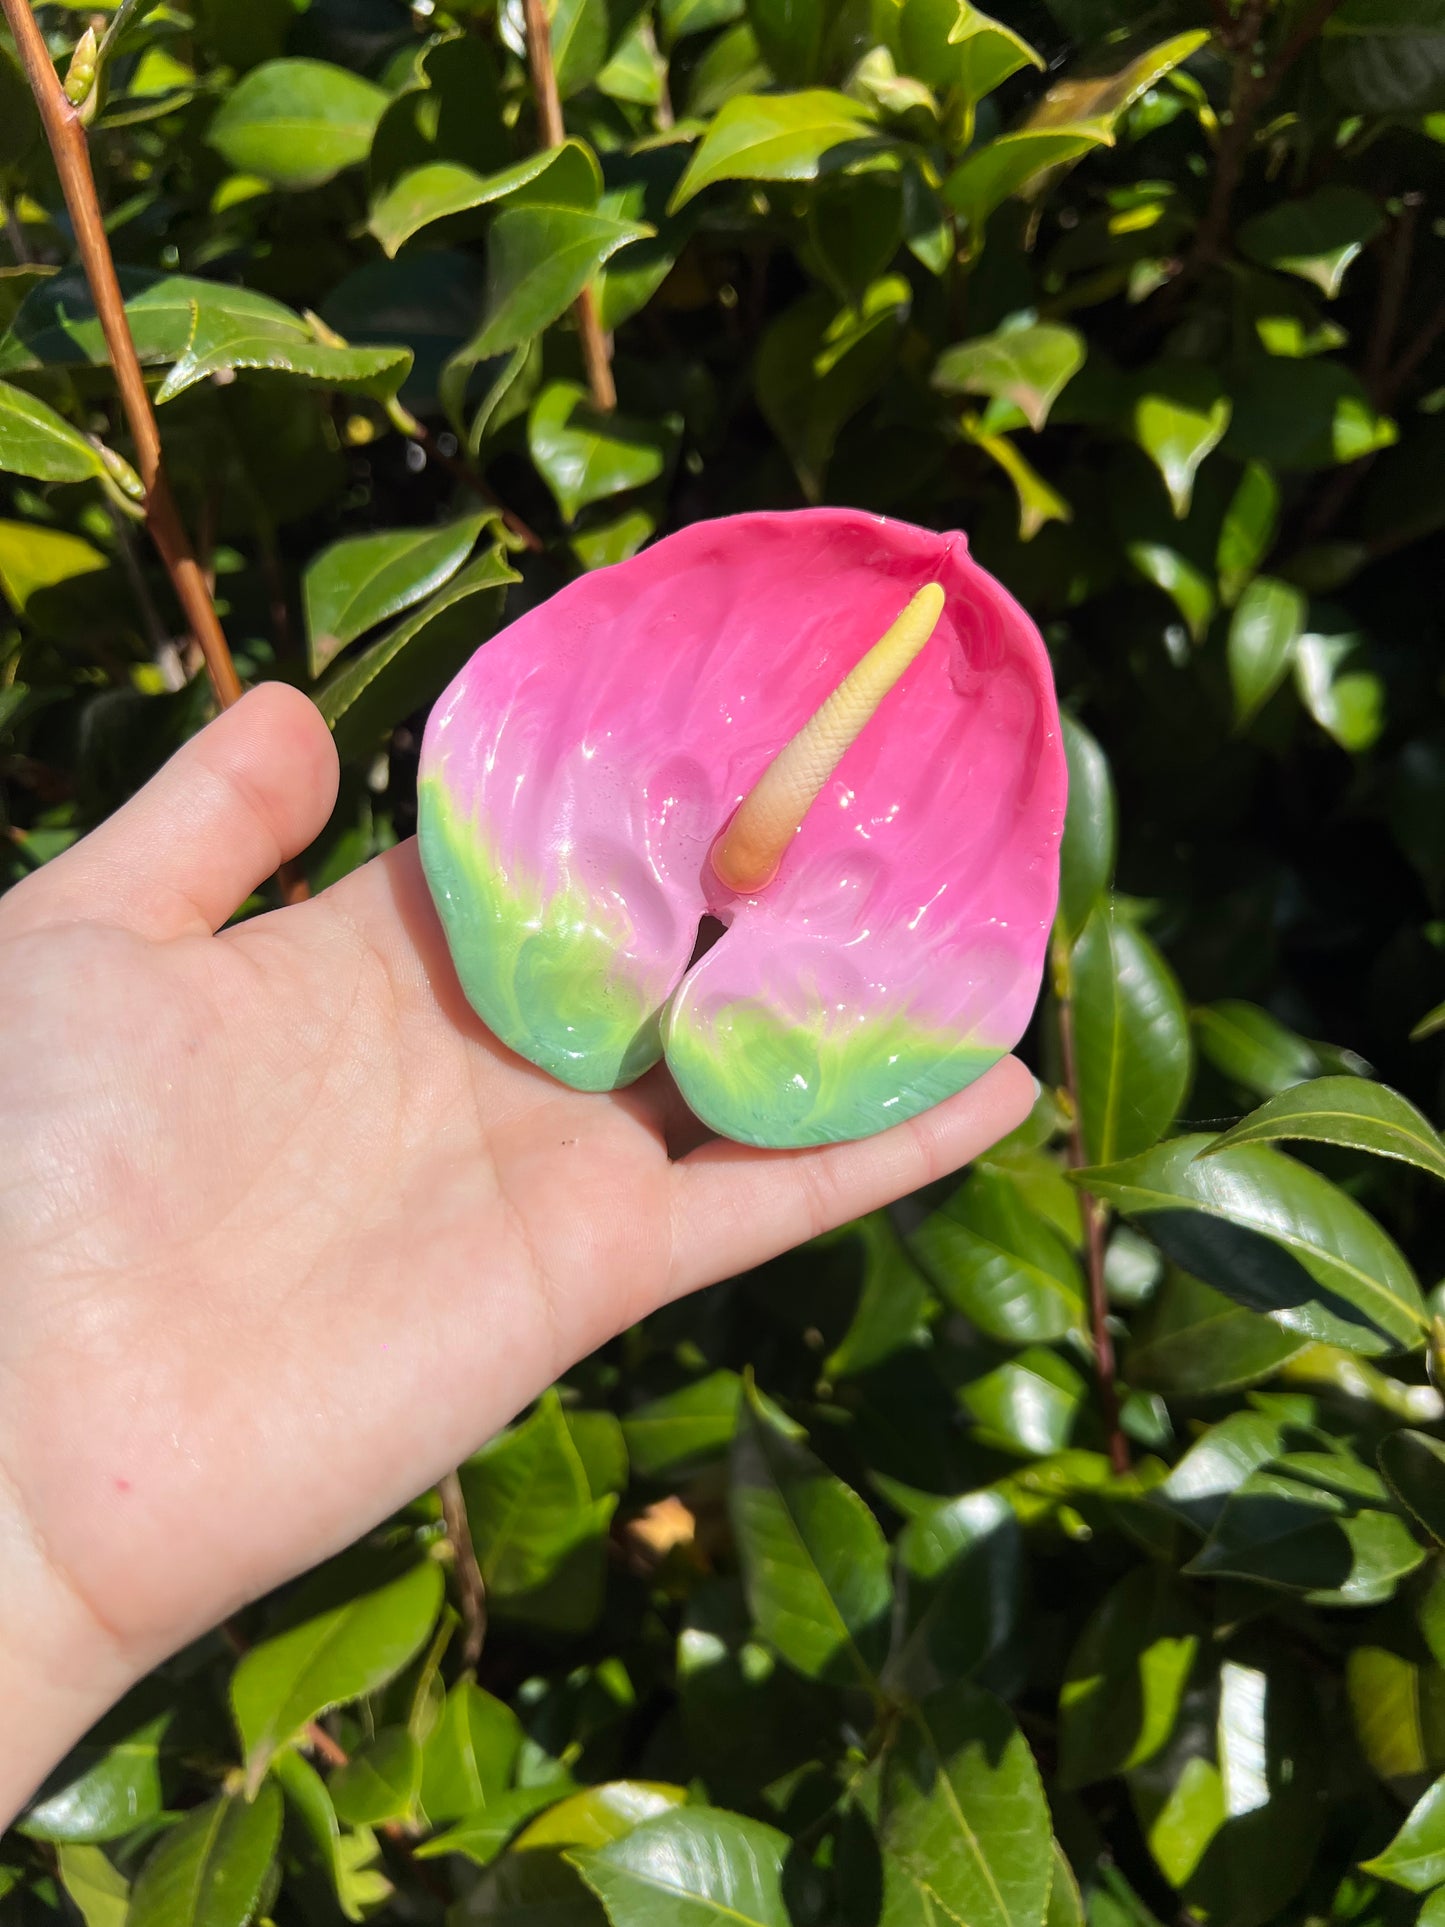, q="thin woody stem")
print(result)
[0,0,243,710]
[1055,951,1129,1477]
[438,1469,487,1668]
[521,0,616,412]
